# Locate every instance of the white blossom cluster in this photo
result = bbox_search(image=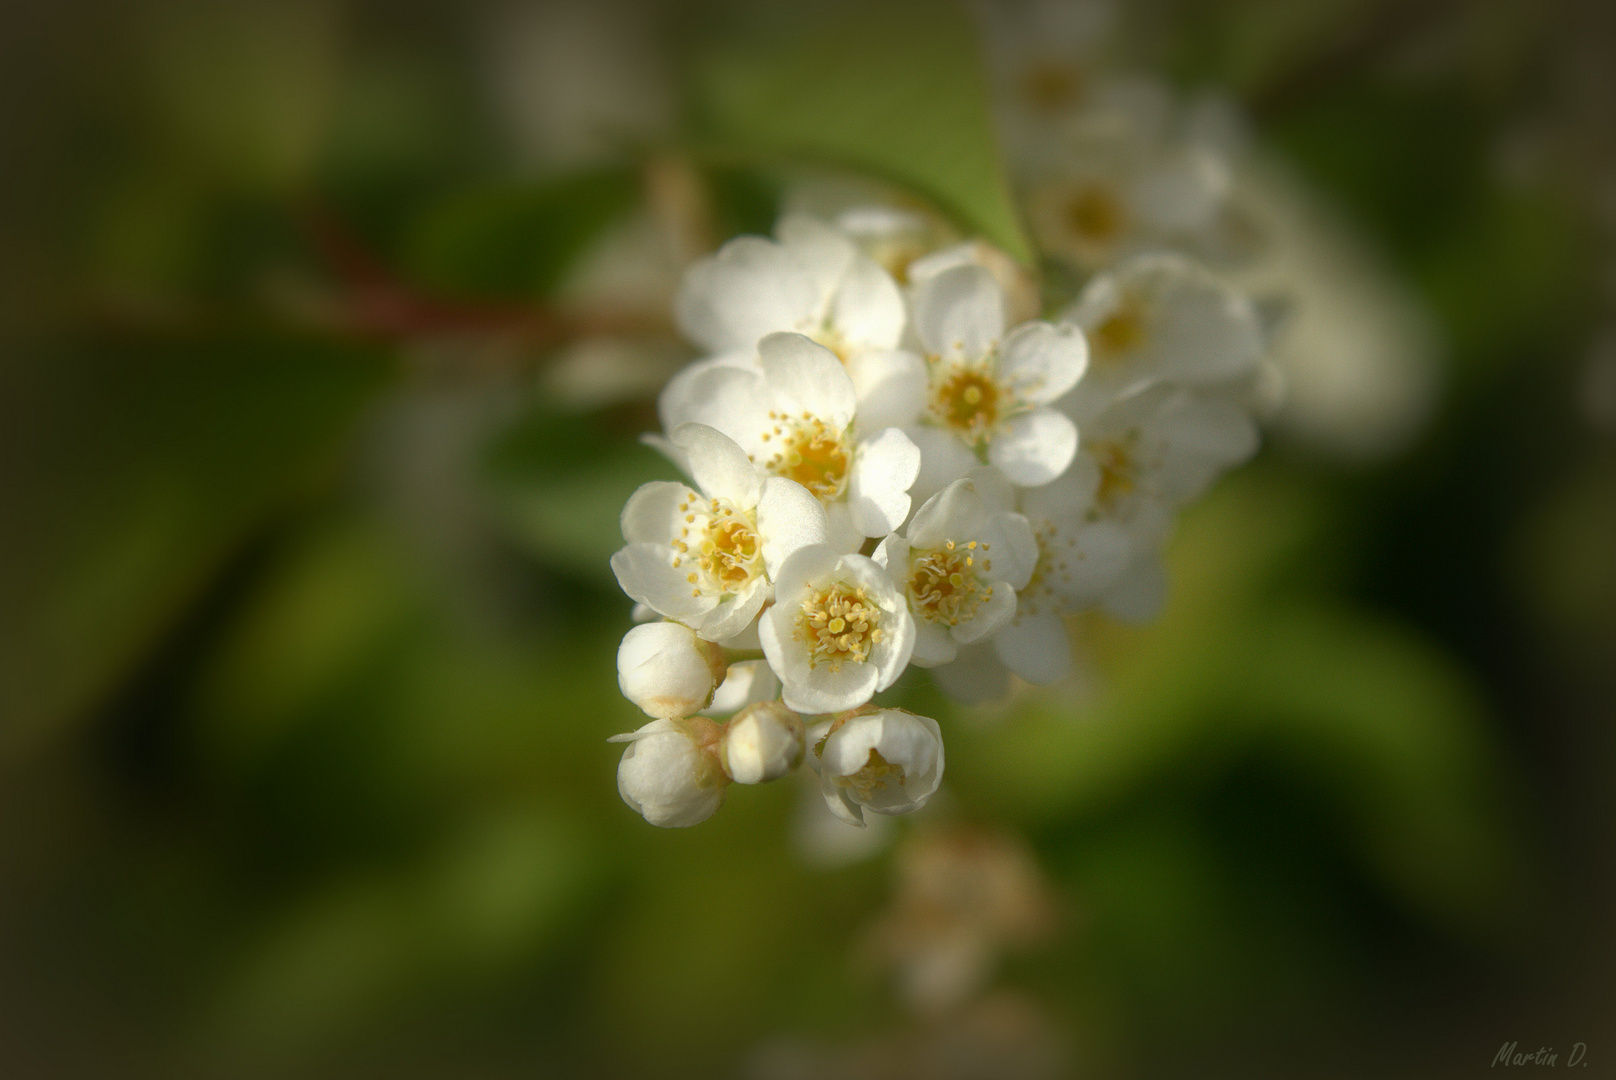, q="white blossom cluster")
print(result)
[606,190,1266,826]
